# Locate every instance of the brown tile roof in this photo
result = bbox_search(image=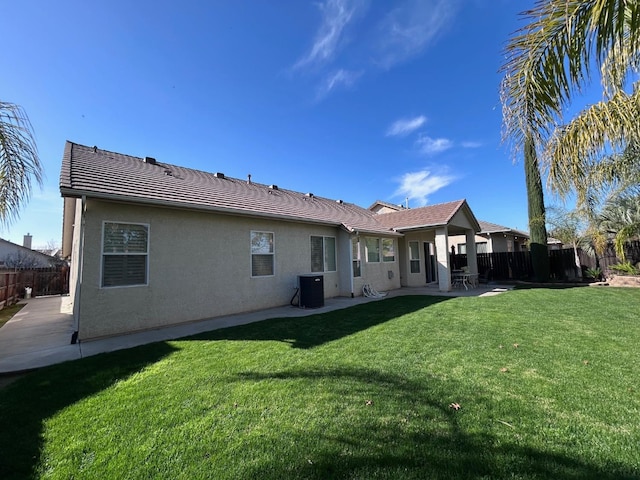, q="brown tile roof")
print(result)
[374,200,471,230]
[479,220,529,238]
[59,141,398,235]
